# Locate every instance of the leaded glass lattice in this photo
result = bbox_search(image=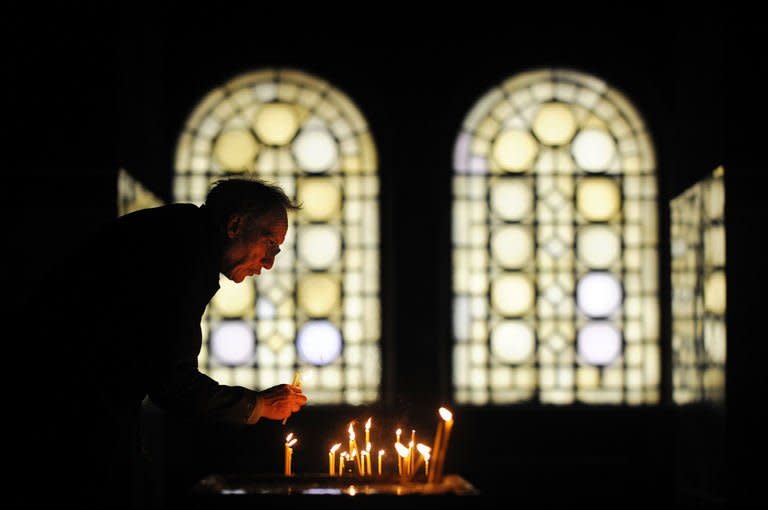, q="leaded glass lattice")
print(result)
[671,167,726,404]
[452,69,659,405]
[174,69,380,405]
